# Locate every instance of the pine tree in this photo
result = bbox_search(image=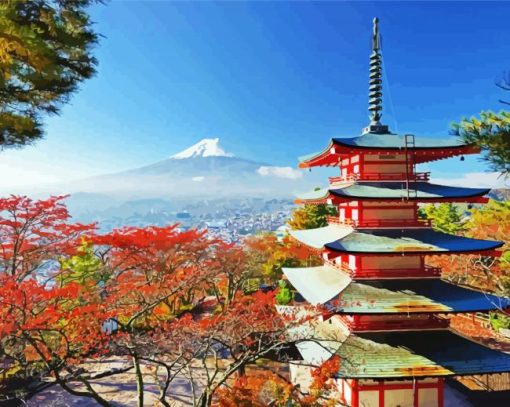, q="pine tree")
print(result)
[0,0,99,148]
[452,111,510,176]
